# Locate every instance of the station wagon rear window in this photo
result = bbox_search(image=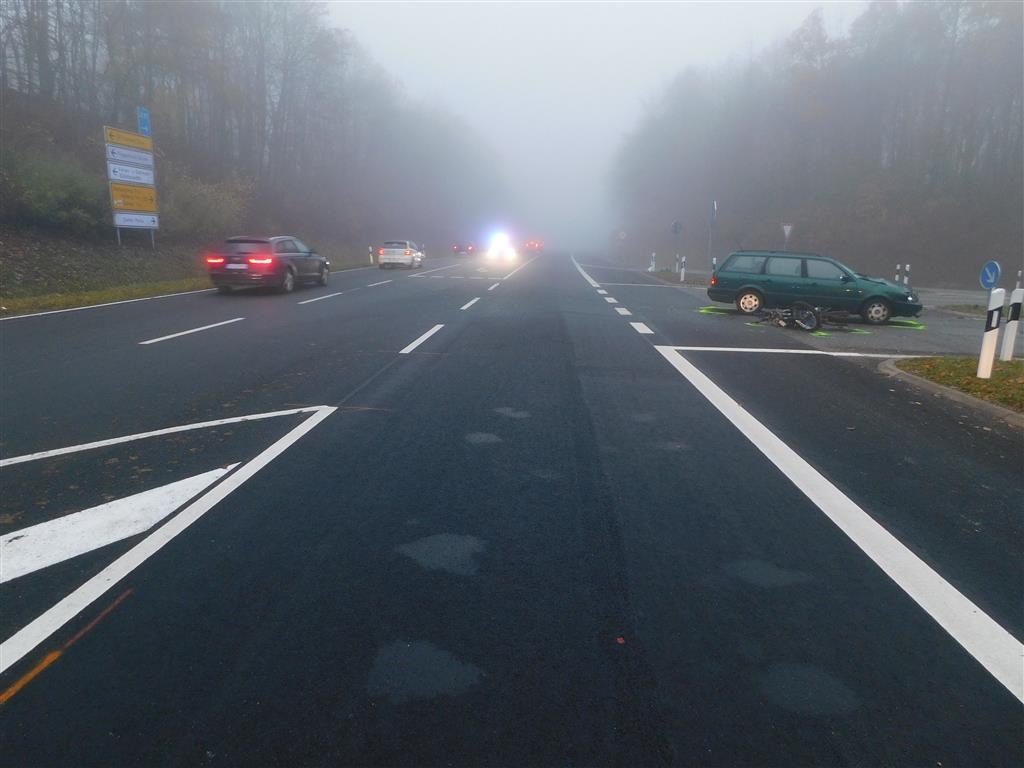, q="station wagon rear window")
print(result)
[384,241,408,248]
[723,255,766,273]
